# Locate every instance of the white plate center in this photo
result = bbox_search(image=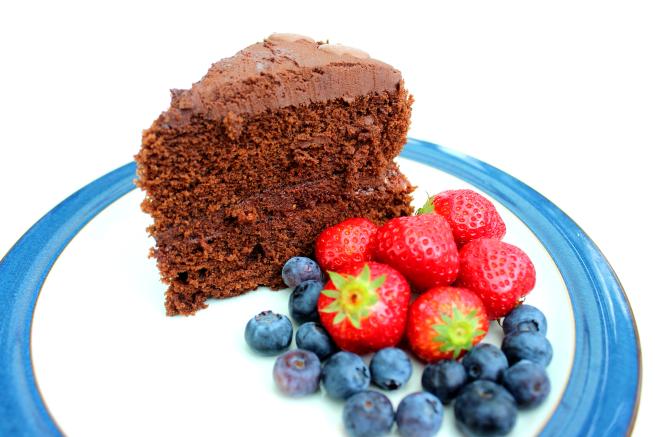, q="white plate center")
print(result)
[31,158,575,436]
